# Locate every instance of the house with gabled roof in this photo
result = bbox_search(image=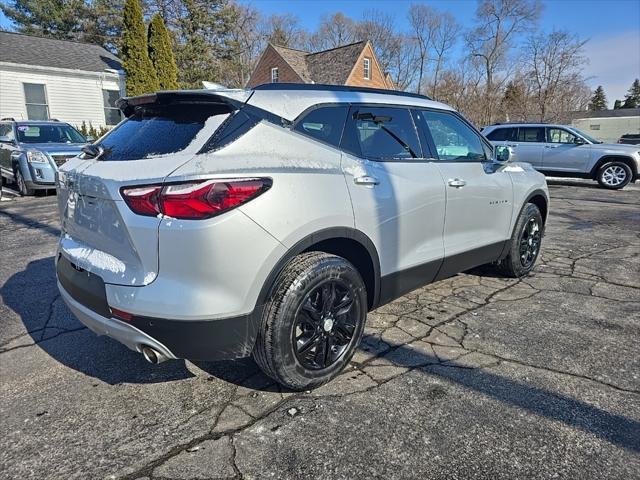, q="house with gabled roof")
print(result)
[0,31,125,128]
[247,40,395,90]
